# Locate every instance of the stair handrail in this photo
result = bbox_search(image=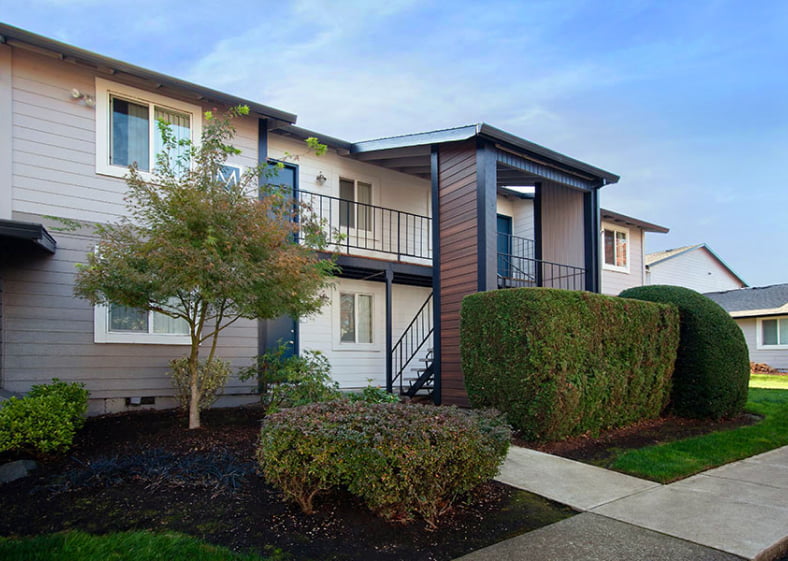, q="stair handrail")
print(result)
[390,292,433,393]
